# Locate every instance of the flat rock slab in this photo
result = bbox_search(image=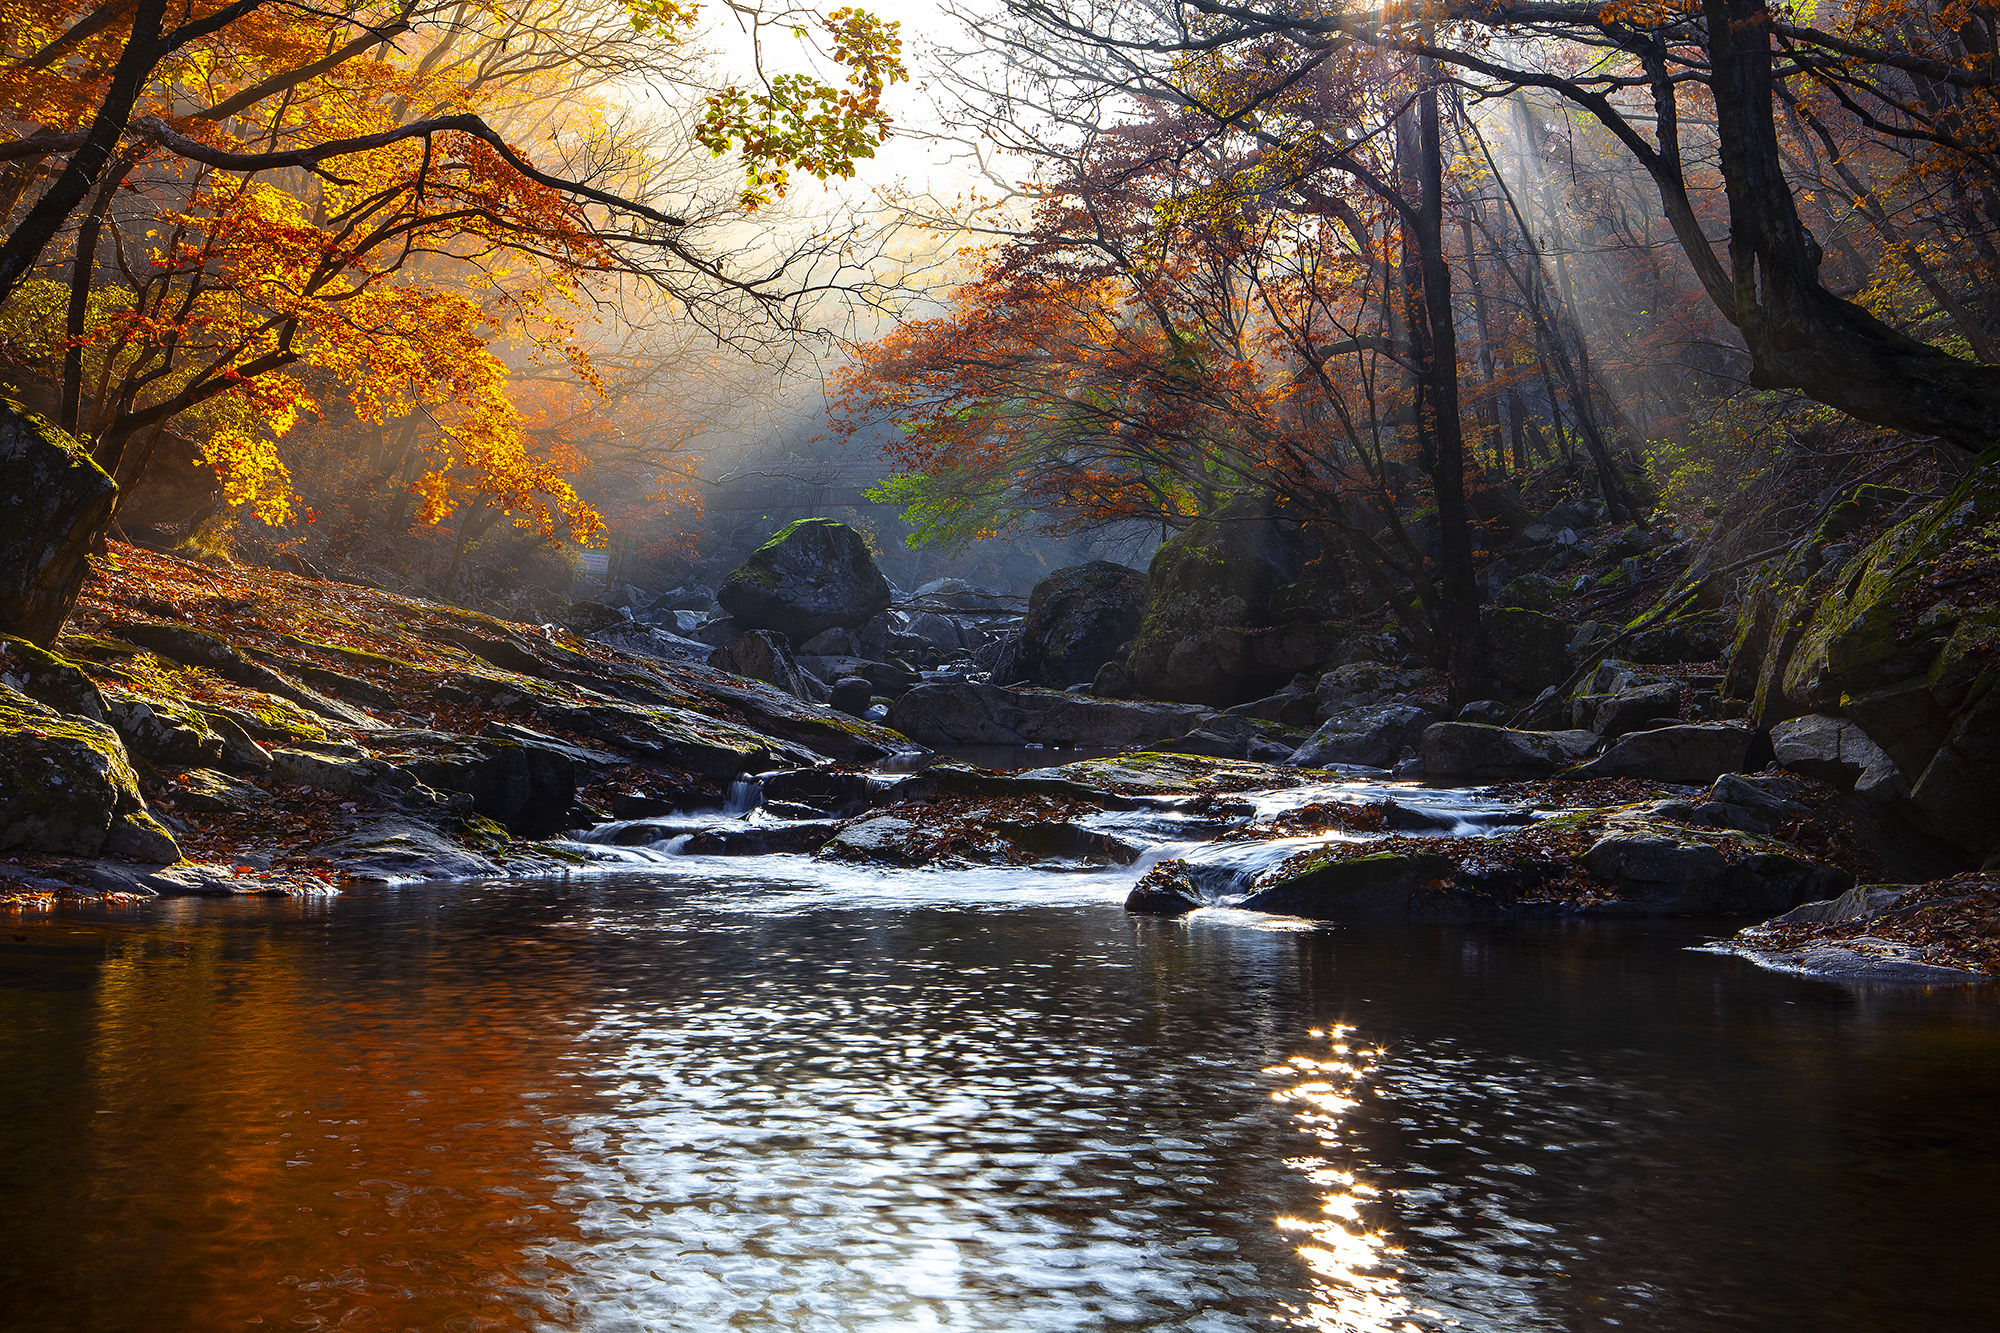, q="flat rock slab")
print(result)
[312,819,503,882]
[1731,938,1989,985]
